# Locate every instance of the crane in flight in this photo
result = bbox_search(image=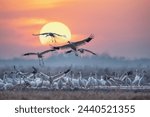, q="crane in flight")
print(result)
[39,67,71,88]
[32,32,66,42]
[22,49,55,66]
[52,34,96,56]
[65,48,96,56]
